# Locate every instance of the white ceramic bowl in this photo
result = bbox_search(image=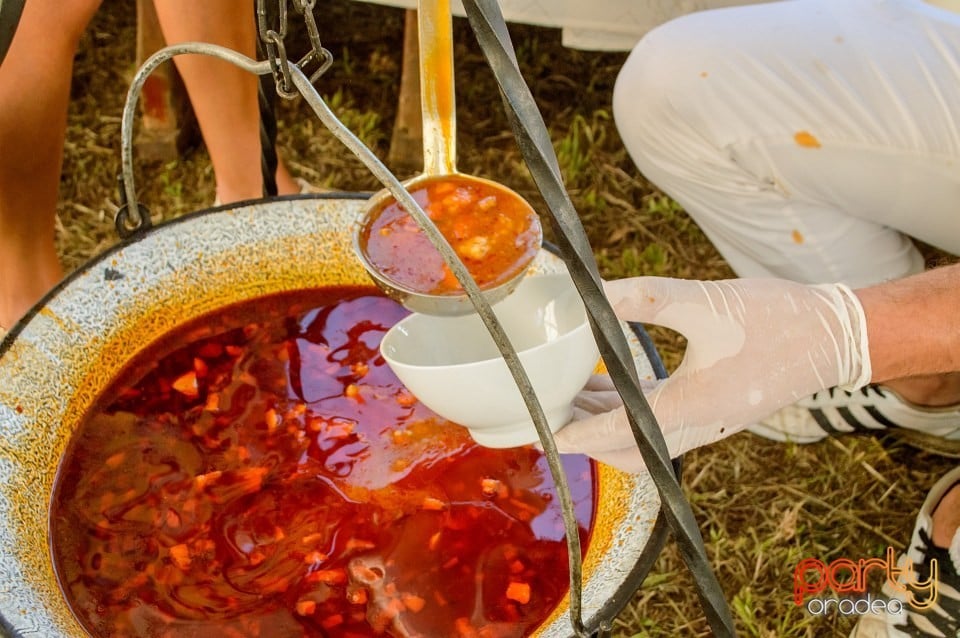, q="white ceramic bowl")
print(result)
[380,271,600,448]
